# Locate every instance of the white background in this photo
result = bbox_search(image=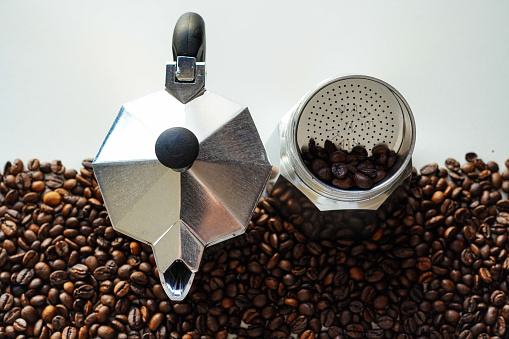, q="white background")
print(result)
[1,1,509,172]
